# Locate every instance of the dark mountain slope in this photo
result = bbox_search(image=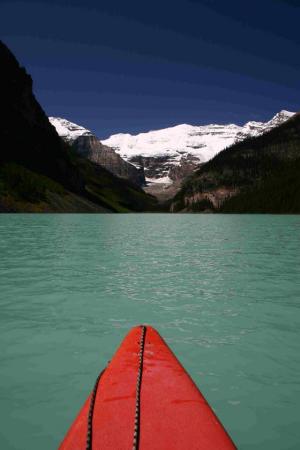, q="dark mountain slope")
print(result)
[0,41,78,185]
[0,41,158,212]
[171,113,300,213]
[220,159,300,213]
